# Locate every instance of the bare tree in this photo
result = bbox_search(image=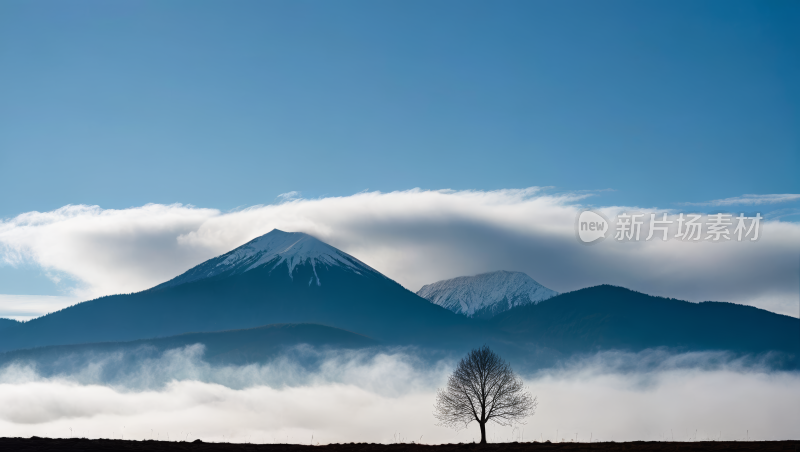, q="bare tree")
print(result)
[434,345,536,444]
